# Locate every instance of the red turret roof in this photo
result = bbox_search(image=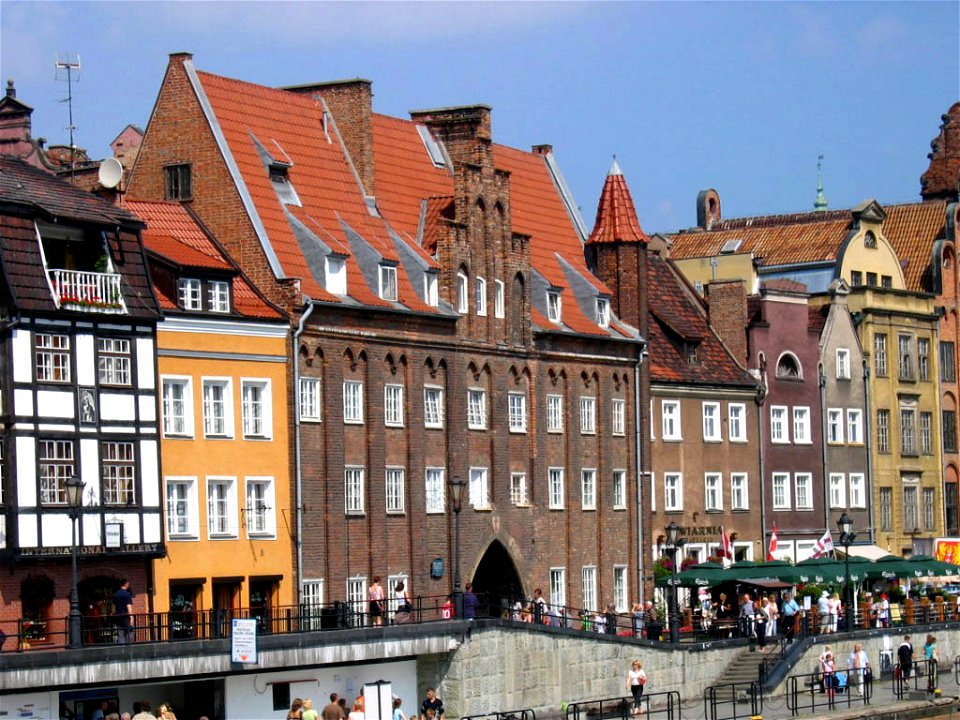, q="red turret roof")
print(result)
[586,158,650,245]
